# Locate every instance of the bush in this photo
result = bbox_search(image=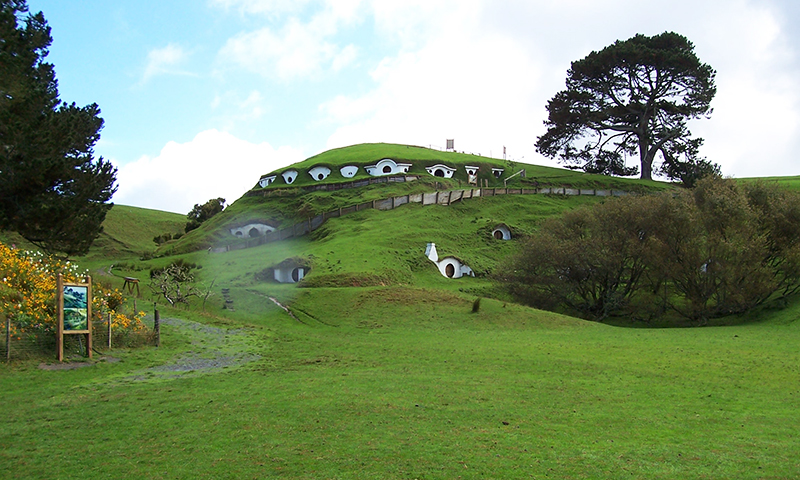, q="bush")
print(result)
[0,242,146,346]
[501,178,800,325]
